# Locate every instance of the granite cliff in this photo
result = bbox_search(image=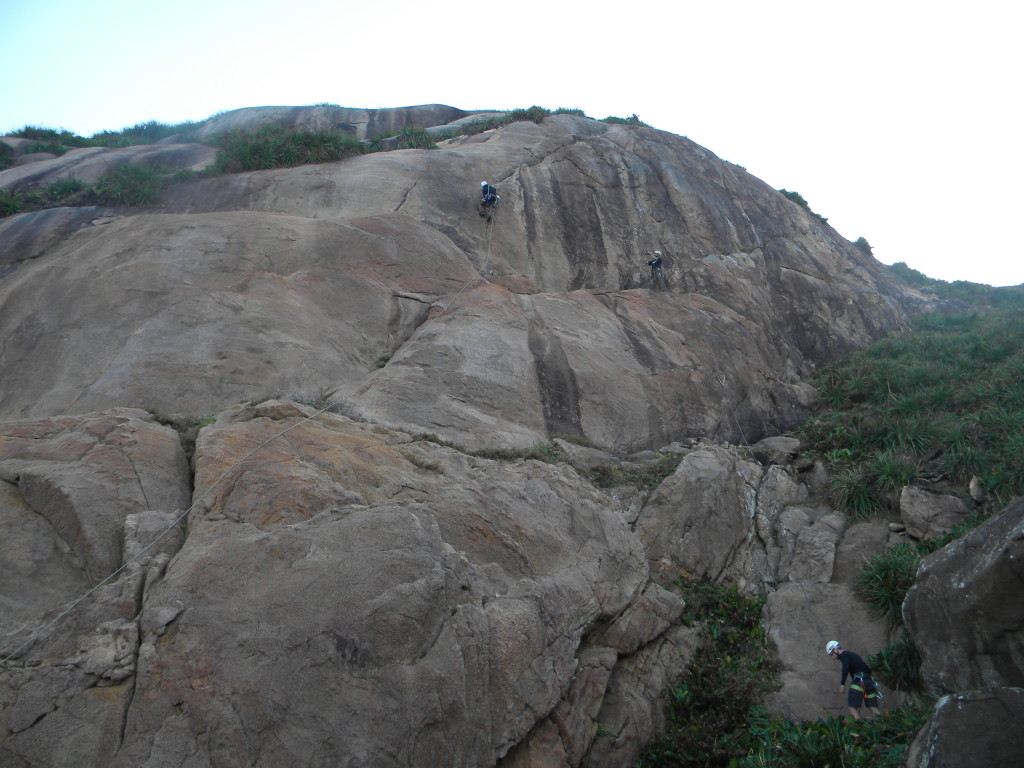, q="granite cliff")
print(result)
[0,105,973,767]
